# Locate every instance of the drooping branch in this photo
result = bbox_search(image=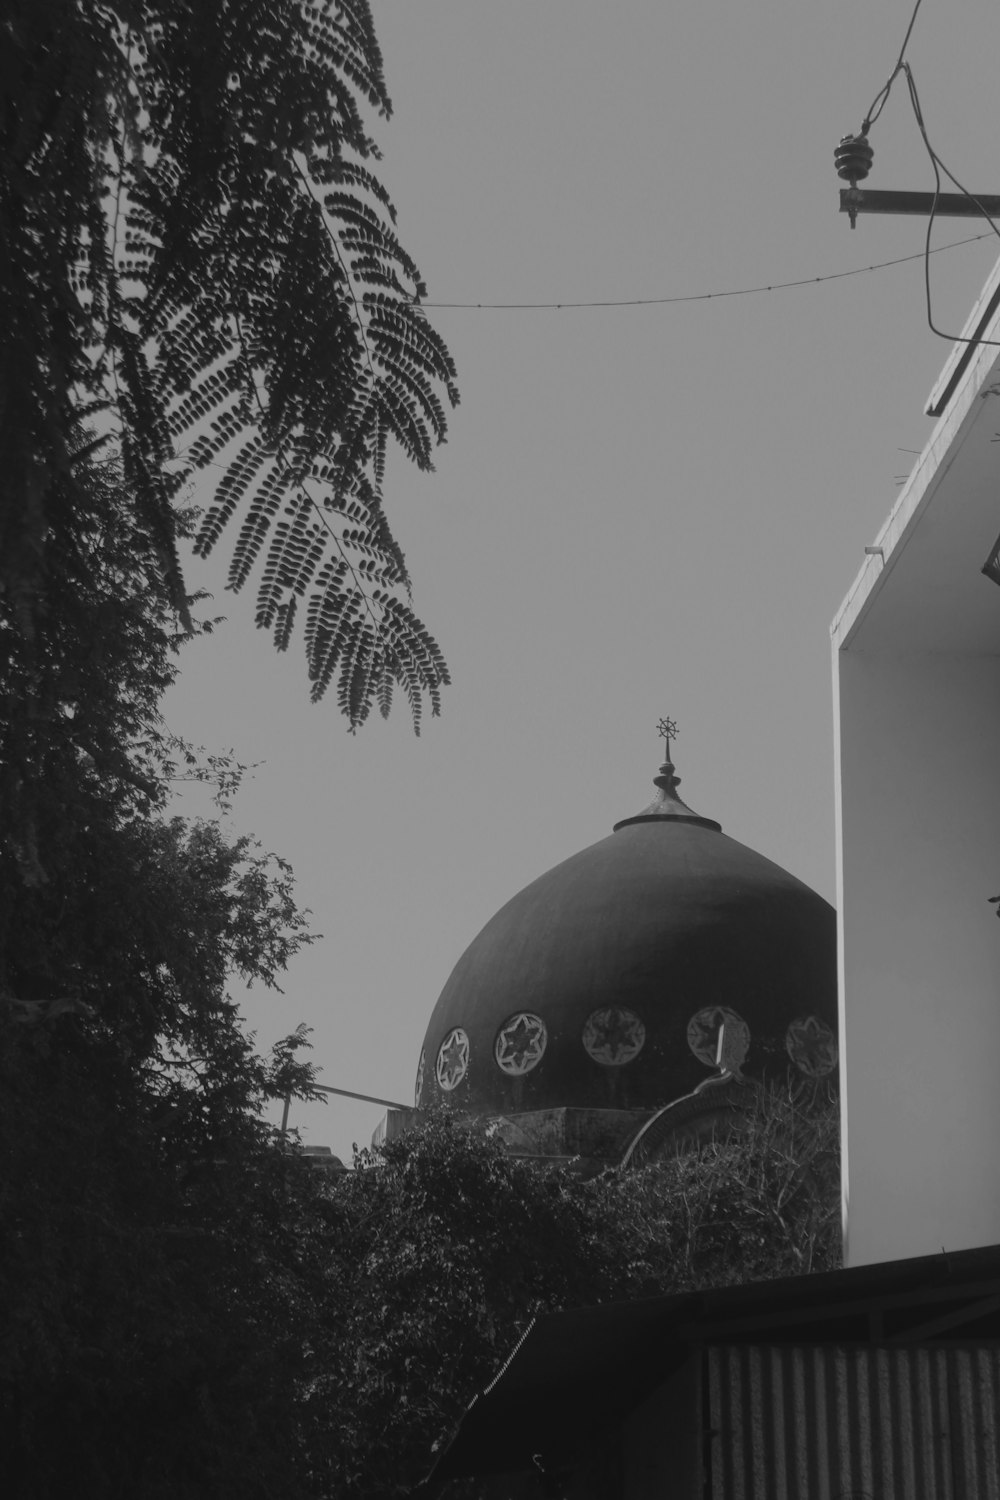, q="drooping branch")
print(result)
[2,0,459,728]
